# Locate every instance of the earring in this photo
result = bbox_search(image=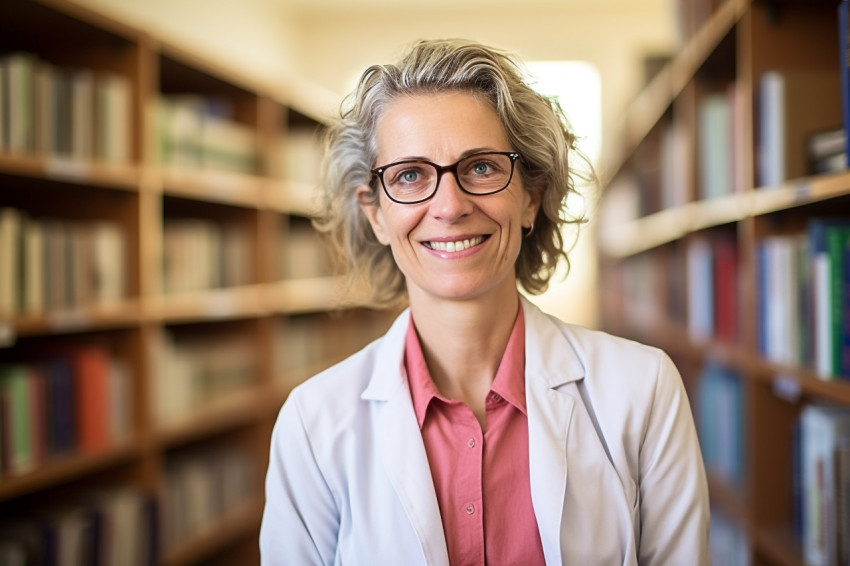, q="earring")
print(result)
[523,222,535,238]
